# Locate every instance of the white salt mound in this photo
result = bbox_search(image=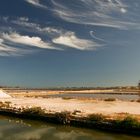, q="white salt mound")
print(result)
[0,90,11,98]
